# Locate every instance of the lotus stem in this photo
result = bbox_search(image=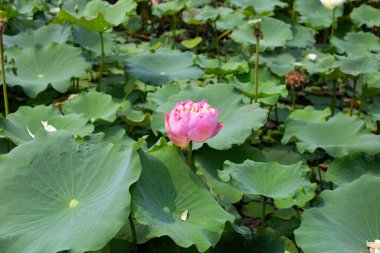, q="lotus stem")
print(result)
[254,36,260,103]
[128,215,138,253]
[358,83,367,117]
[349,78,357,116]
[0,30,9,117]
[98,32,105,84]
[171,15,177,49]
[187,141,193,169]
[331,81,337,116]
[331,8,336,39]
[261,196,266,227]
[291,86,296,110]
[291,0,297,23]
